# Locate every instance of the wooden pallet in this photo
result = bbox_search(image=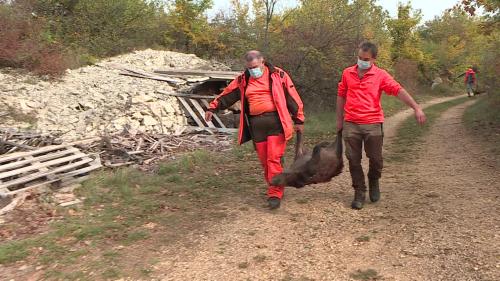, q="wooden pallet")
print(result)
[0,145,101,196]
[156,90,238,134]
